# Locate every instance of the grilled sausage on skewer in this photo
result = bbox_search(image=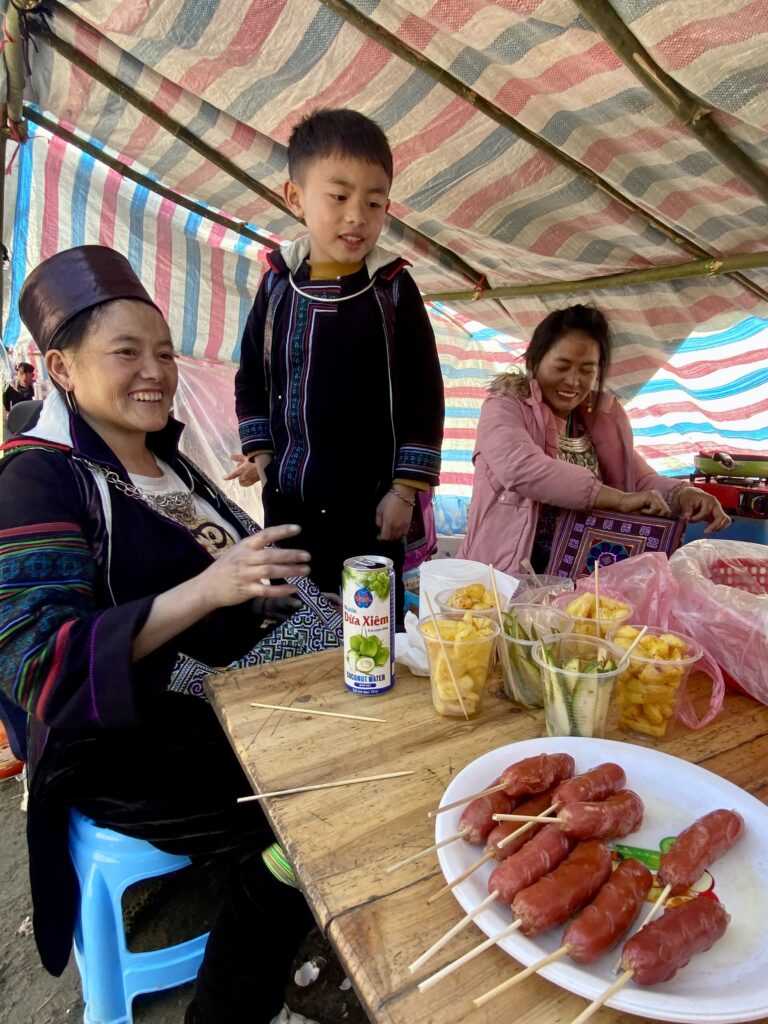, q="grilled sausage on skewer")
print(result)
[488,824,575,904]
[558,790,644,841]
[553,762,626,805]
[620,897,730,984]
[564,858,653,962]
[512,840,613,936]
[658,809,744,896]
